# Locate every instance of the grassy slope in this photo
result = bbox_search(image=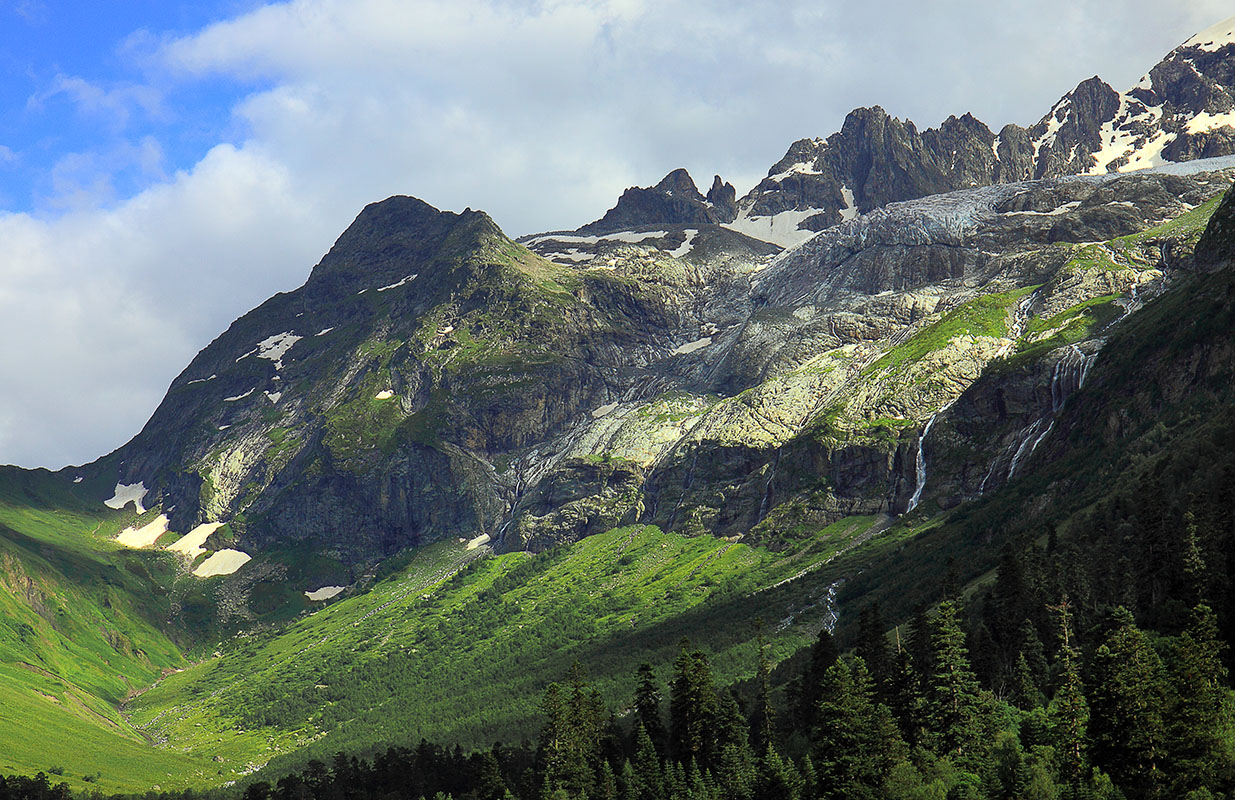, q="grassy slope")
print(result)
[127,522,873,780]
[0,468,215,793]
